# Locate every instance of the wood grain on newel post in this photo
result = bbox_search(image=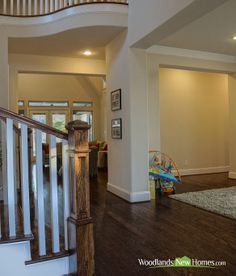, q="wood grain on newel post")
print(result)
[66,120,95,276]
